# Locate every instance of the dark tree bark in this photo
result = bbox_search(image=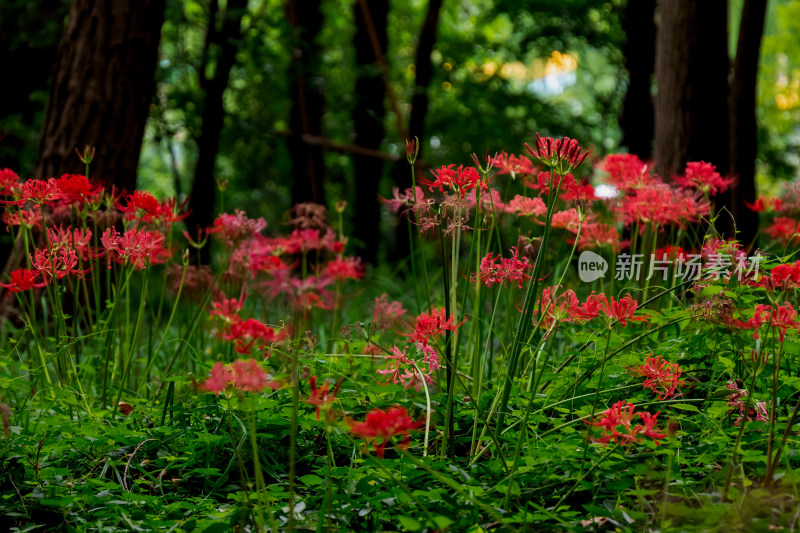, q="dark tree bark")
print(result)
[408,0,443,157]
[729,0,768,246]
[35,0,166,191]
[619,0,656,159]
[286,0,326,205]
[184,0,249,264]
[0,0,68,174]
[389,0,443,262]
[351,0,389,264]
[654,0,729,182]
